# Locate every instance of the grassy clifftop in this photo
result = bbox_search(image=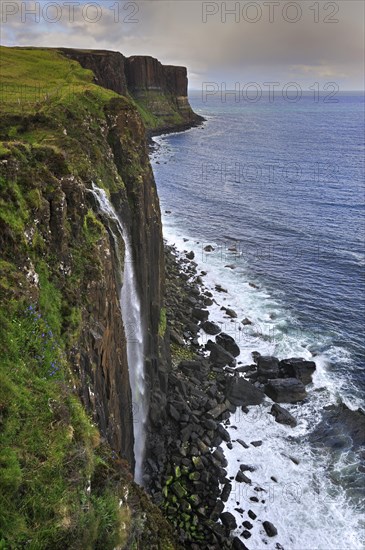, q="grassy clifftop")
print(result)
[0,46,177,549]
